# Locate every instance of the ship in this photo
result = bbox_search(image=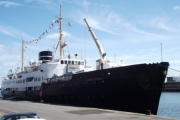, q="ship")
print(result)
[163,76,180,91]
[1,4,169,115]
